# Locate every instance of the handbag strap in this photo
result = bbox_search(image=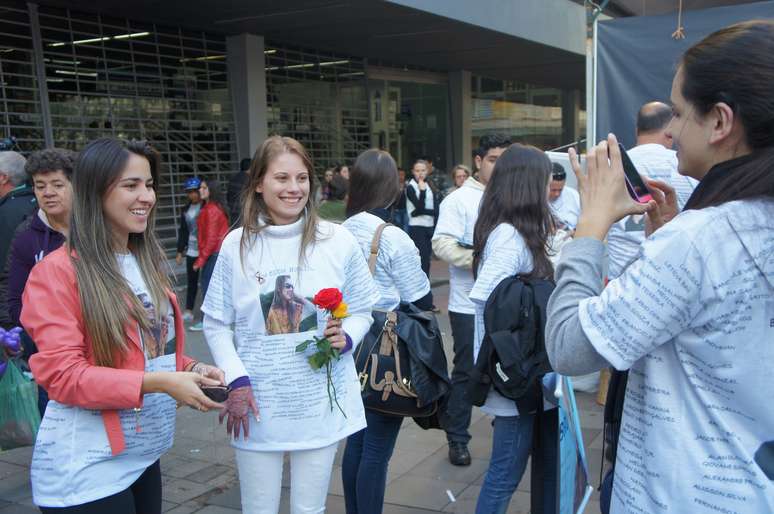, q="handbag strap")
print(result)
[368,222,392,275]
